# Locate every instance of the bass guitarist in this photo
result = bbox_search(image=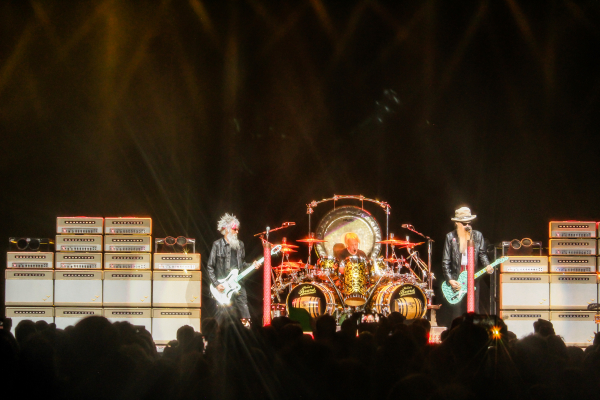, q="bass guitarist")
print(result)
[207,213,258,325]
[442,207,494,321]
